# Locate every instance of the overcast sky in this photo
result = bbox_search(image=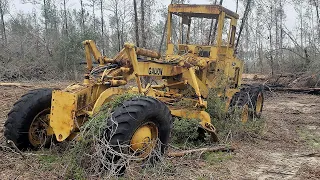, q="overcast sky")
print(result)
[11,0,297,29]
